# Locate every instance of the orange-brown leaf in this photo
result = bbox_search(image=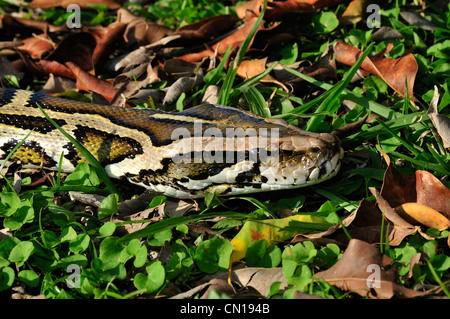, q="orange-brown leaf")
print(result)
[47,32,97,72]
[379,147,416,208]
[394,203,450,231]
[415,170,450,219]
[66,62,119,103]
[236,58,288,91]
[334,40,418,99]
[17,34,54,59]
[177,17,269,62]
